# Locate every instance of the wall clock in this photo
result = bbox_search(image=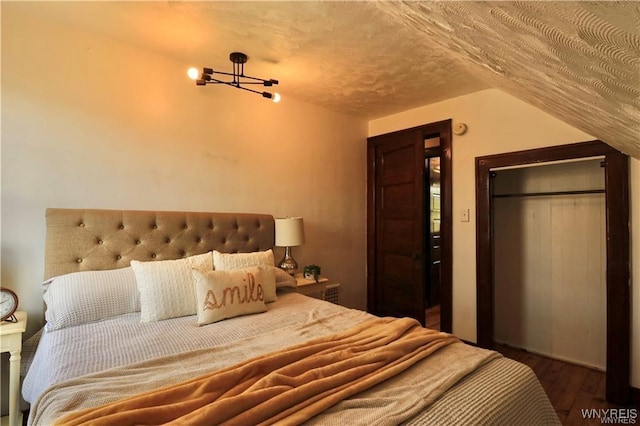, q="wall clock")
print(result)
[1,287,19,322]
